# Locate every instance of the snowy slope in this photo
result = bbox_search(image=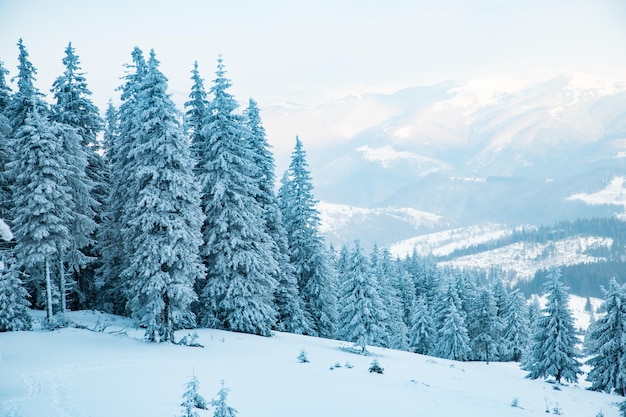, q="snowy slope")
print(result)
[0,310,622,417]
